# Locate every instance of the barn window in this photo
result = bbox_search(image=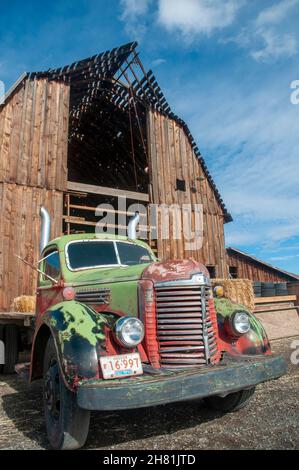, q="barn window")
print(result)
[206,266,216,279]
[229,266,238,279]
[176,179,186,192]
